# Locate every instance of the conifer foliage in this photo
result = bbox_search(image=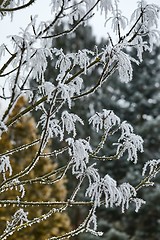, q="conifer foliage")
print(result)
[0,1,160,239]
[0,97,71,239]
